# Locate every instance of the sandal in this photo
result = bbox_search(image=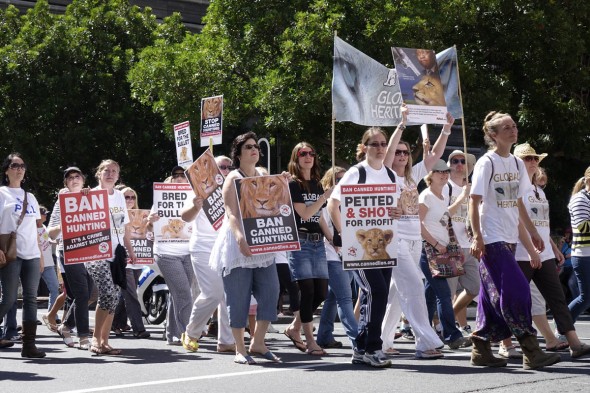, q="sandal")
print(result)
[249,350,282,363]
[78,337,90,351]
[234,353,257,365]
[383,347,400,355]
[89,345,105,356]
[101,345,122,356]
[546,341,569,352]
[283,329,306,352]
[306,348,327,356]
[181,332,199,352]
[41,314,58,333]
[58,325,75,348]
